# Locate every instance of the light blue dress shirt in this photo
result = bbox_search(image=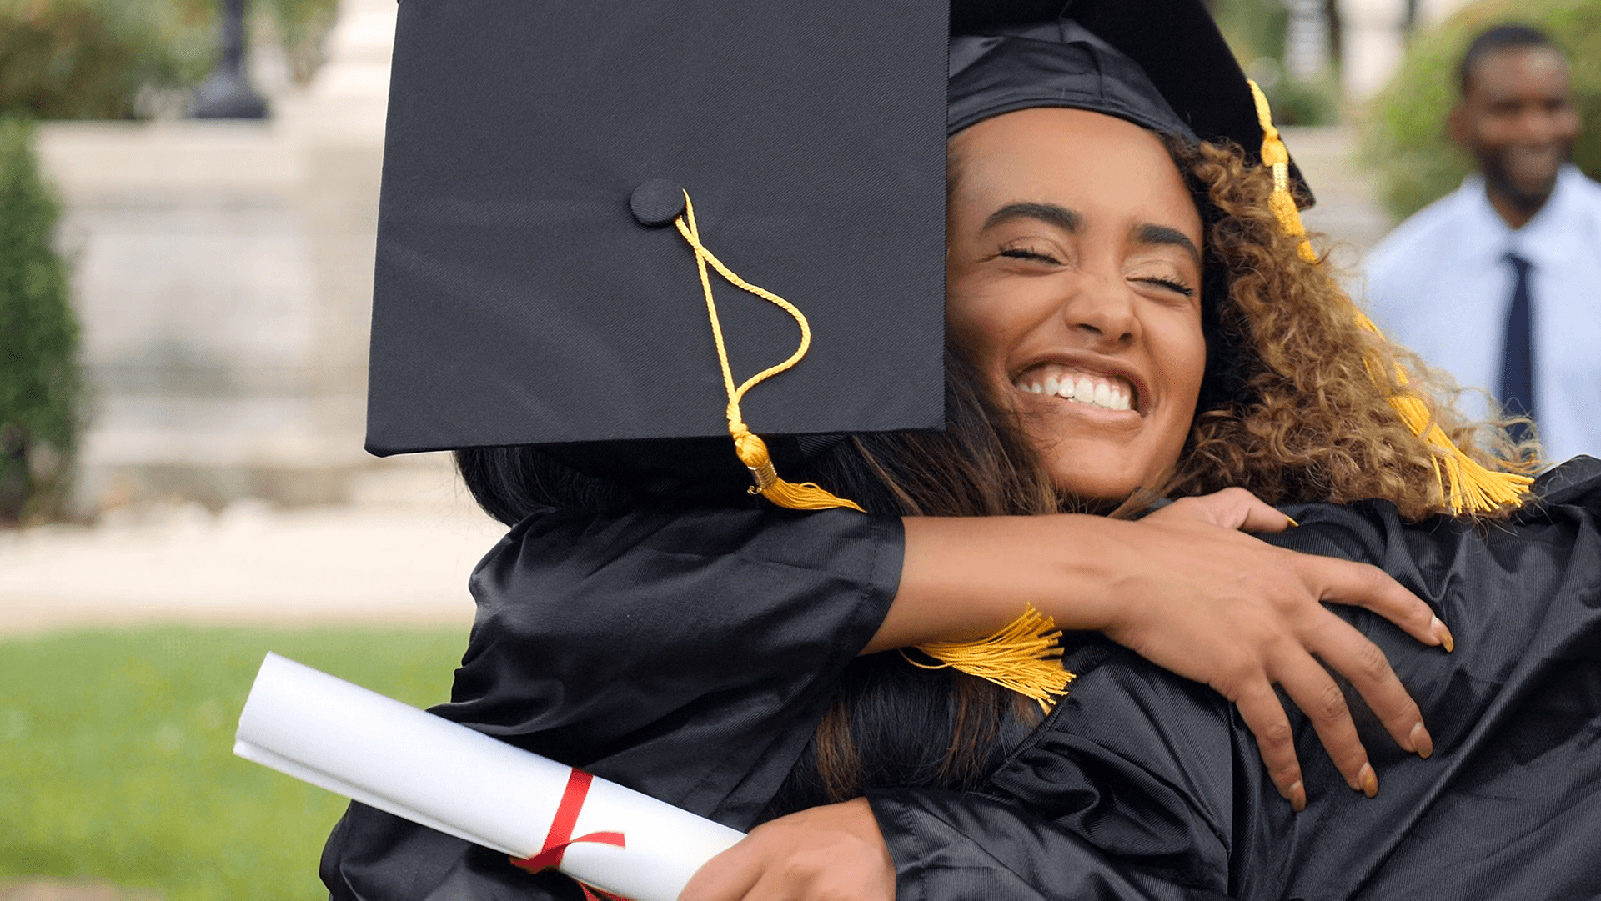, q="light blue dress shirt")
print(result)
[1363,165,1601,466]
